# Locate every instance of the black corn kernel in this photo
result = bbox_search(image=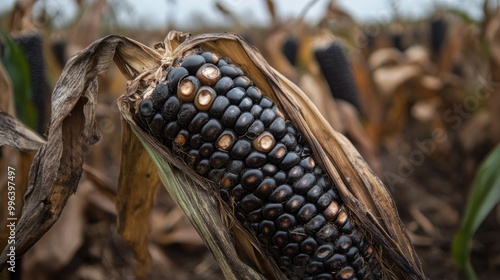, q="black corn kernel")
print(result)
[186,149,201,167]
[301,237,318,254]
[245,151,267,168]
[288,165,305,183]
[316,224,339,242]
[282,243,300,257]
[306,261,324,274]
[250,104,263,118]
[226,87,246,104]
[324,254,347,271]
[221,105,241,127]
[279,152,301,170]
[239,97,253,111]
[199,142,215,158]
[241,169,264,190]
[188,112,209,133]
[139,99,154,118]
[247,120,265,139]
[274,171,287,184]
[268,143,287,165]
[289,227,307,243]
[189,133,203,149]
[294,173,316,194]
[152,82,170,108]
[209,95,230,118]
[231,184,247,201]
[255,178,277,198]
[230,139,252,160]
[177,103,198,126]
[259,97,273,108]
[161,96,181,120]
[297,203,318,222]
[234,75,252,88]
[220,172,239,190]
[262,203,284,219]
[209,151,230,169]
[195,159,210,175]
[181,54,206,74]
[234,112,254,135]
[305,215,326,232]
[307,185,324,203]
[262,164,278,176]
[269,118,287,138]
[270,184,293,203]
[248,209,263,222]
[273,231,289,247]
[315,245,334,261]
[275,213,296,230]
[285,195,305,213]
[239,194,263,212]
[201,119,223,142]
[214,76,234,95]
[164,121,181,140]
[208,168,225,182]
[280,133,298,150]
[167,67,189,92]
[335,235,352,252]
[246,86,262,102]
[150,113,165,136]
[220,64,243,78]
[260,108,276,126]
[259,220,276,236]
[226,160,244,174]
